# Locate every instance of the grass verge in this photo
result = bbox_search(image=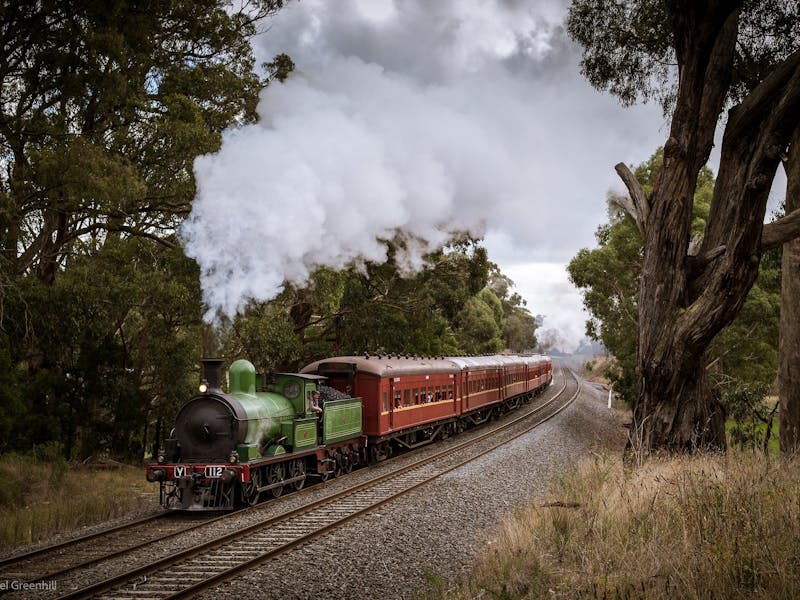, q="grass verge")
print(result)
[0,452,157,552]
[432,450,800,599]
